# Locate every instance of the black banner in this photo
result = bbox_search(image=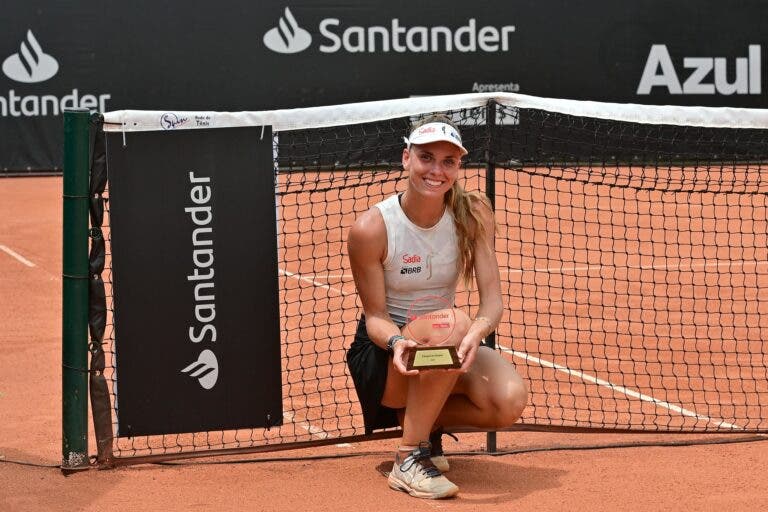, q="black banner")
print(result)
[2,1,767,172]
[107,127,282,436]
